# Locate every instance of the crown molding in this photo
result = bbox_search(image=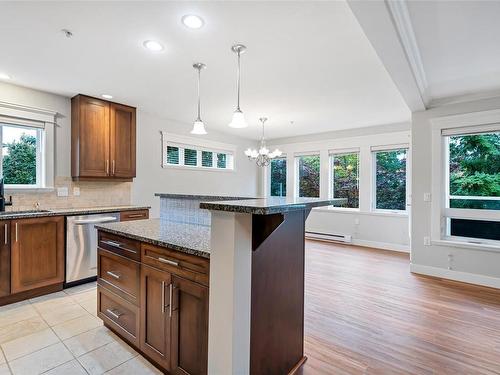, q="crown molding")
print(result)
[385,0,429,107]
